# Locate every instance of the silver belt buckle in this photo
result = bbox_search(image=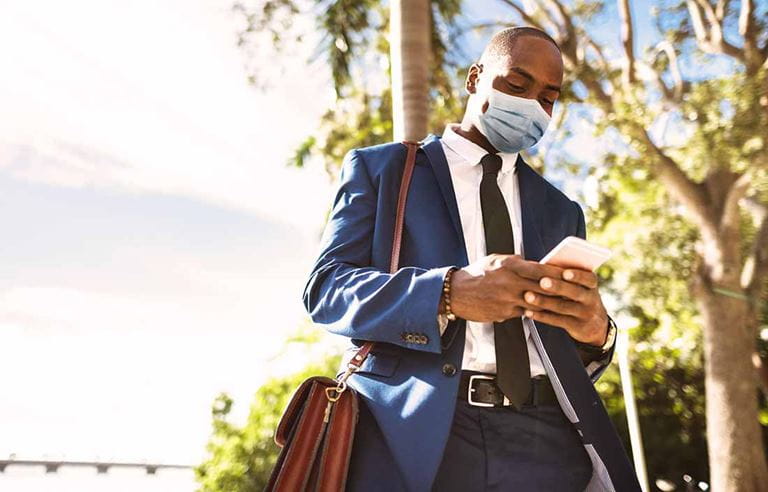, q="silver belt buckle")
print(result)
[467,374,496,407]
